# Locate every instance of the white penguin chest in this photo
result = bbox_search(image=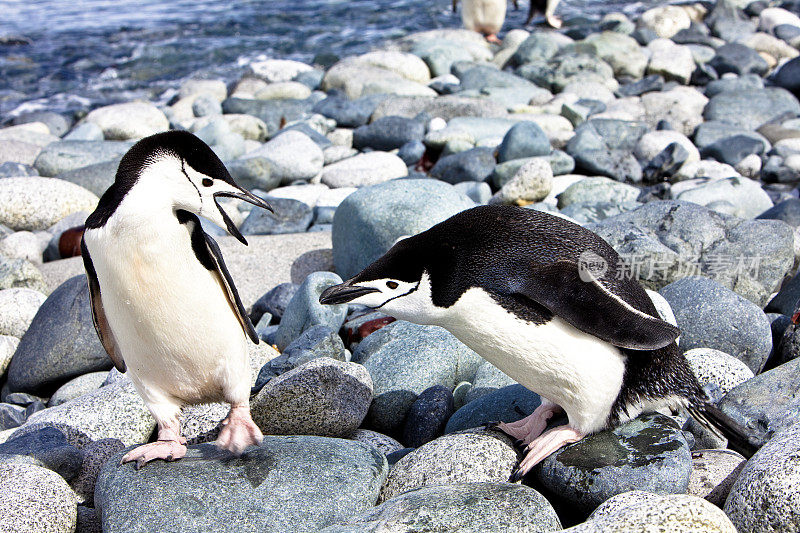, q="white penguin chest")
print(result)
[84,215,247,400]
